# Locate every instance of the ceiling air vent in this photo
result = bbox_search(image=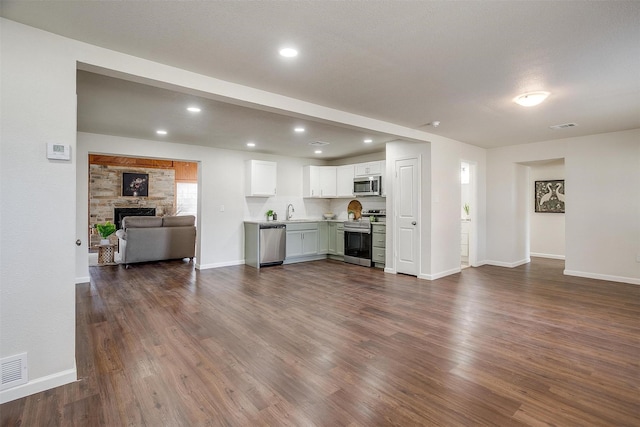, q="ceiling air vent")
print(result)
[308,141,330,147]
[1,353,28,391]
[549,123,578,130]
